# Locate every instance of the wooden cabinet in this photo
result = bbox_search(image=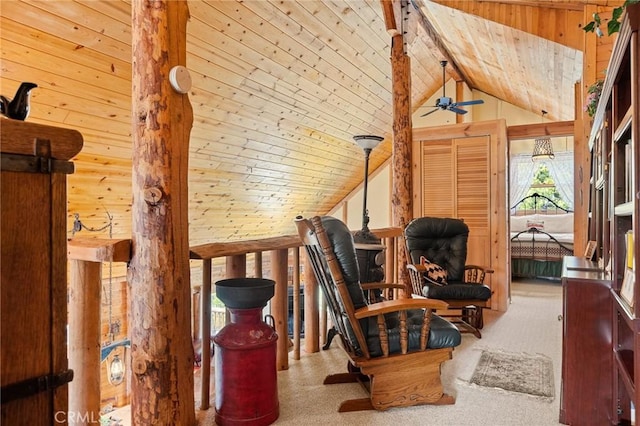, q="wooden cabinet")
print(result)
[560,256,613,425]
[0,119,82,424]
[585,5,640,425]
